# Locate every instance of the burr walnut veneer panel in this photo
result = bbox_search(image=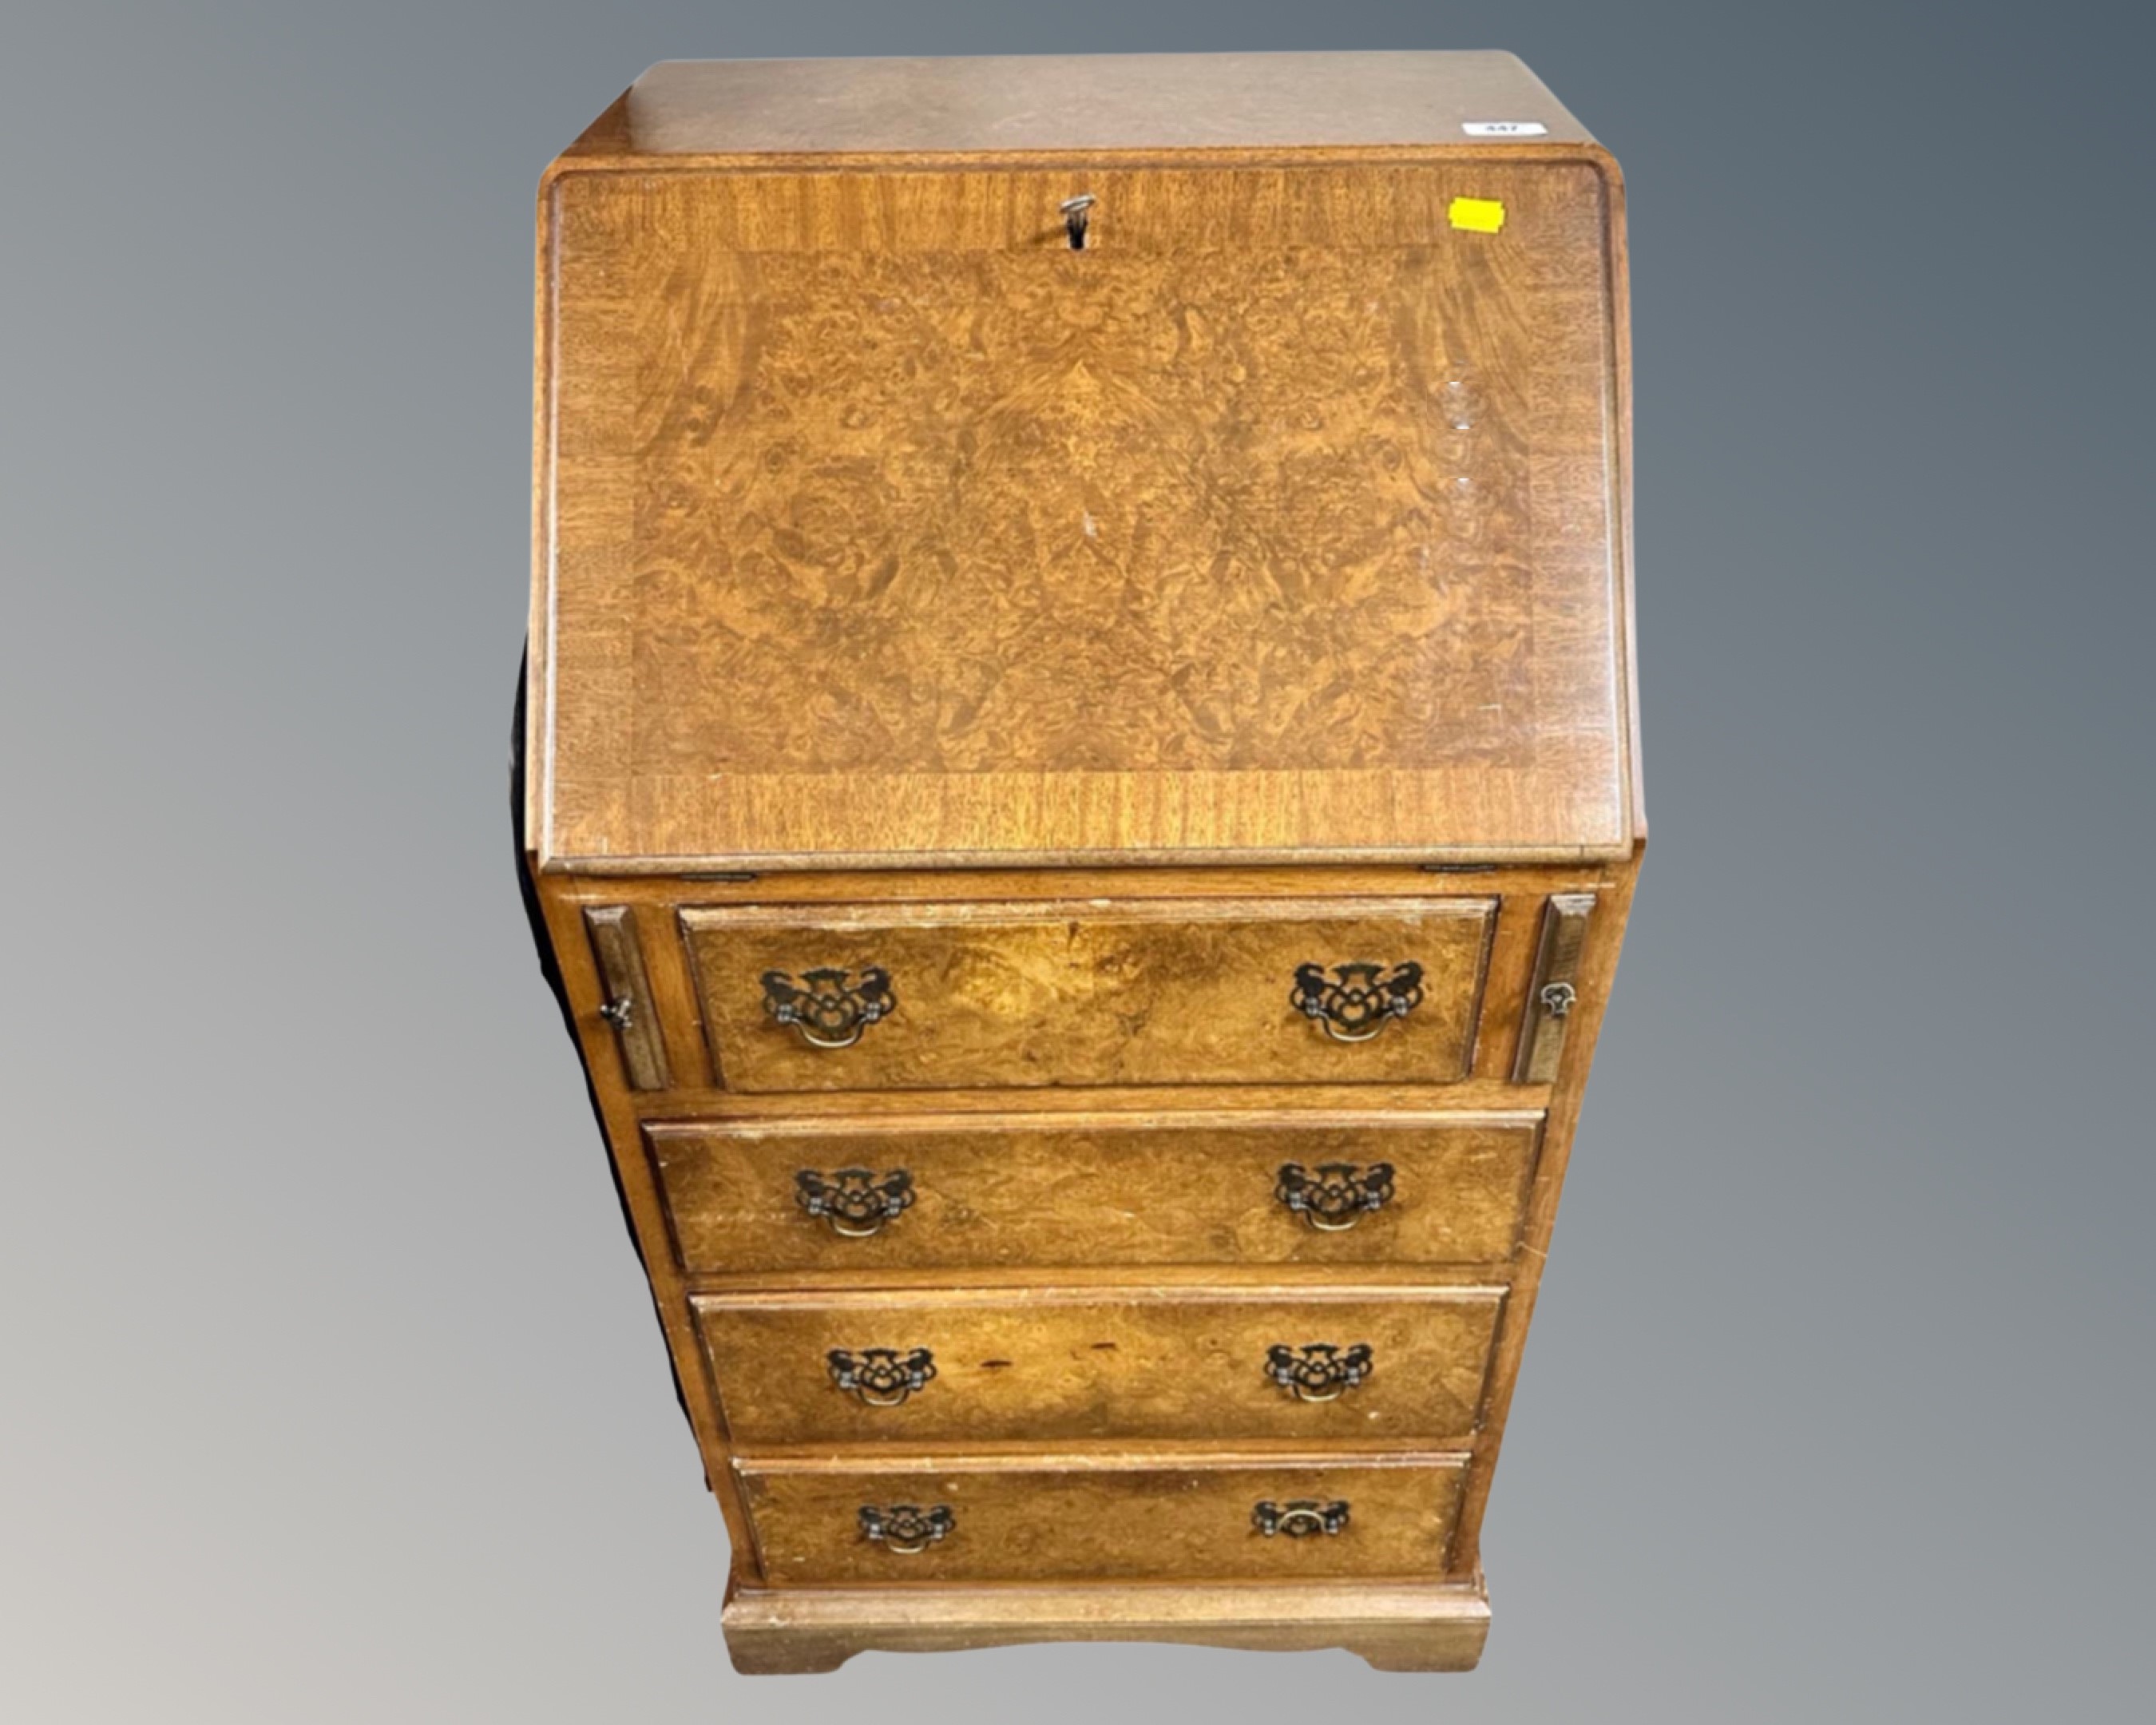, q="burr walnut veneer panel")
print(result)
[537,154,1630,870]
